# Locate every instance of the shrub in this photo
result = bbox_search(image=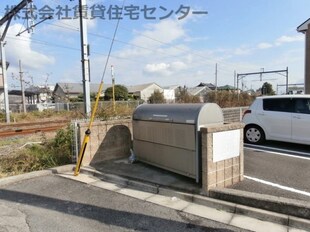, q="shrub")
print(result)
[0,125,73,177]
[206,91,255,108]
